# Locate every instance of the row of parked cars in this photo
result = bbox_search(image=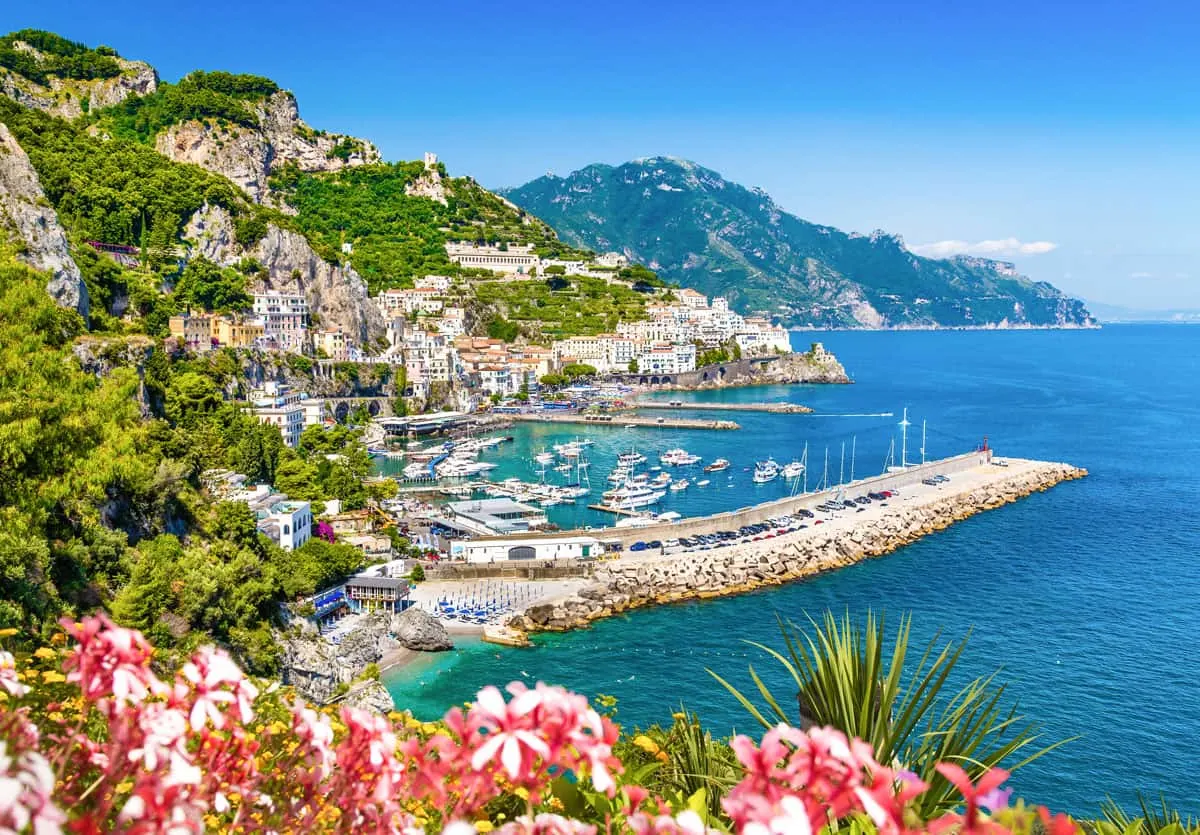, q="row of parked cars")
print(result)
[629,511,828,554]
[627,478,952,555]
